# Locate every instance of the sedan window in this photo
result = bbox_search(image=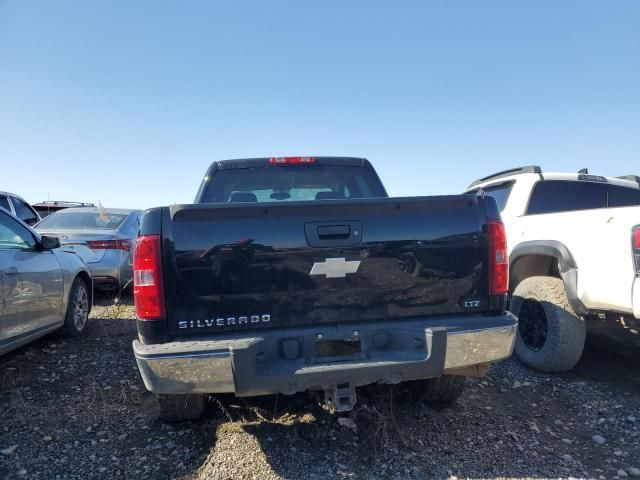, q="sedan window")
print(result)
[37,211,128,230]
[0,194,10,212]
[0,212,36,249]
[10,195,40,226]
